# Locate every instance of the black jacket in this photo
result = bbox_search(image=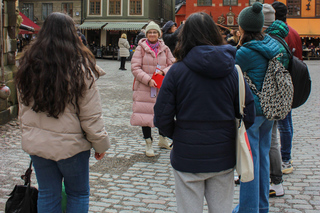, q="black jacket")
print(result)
[154,45,255,173]
[162,22,183,55]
